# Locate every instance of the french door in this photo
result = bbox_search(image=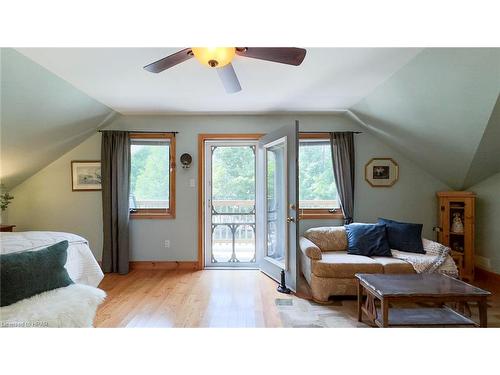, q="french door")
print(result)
[201,123,299,291]
[257,122,299,291]
[204,140,258,268]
